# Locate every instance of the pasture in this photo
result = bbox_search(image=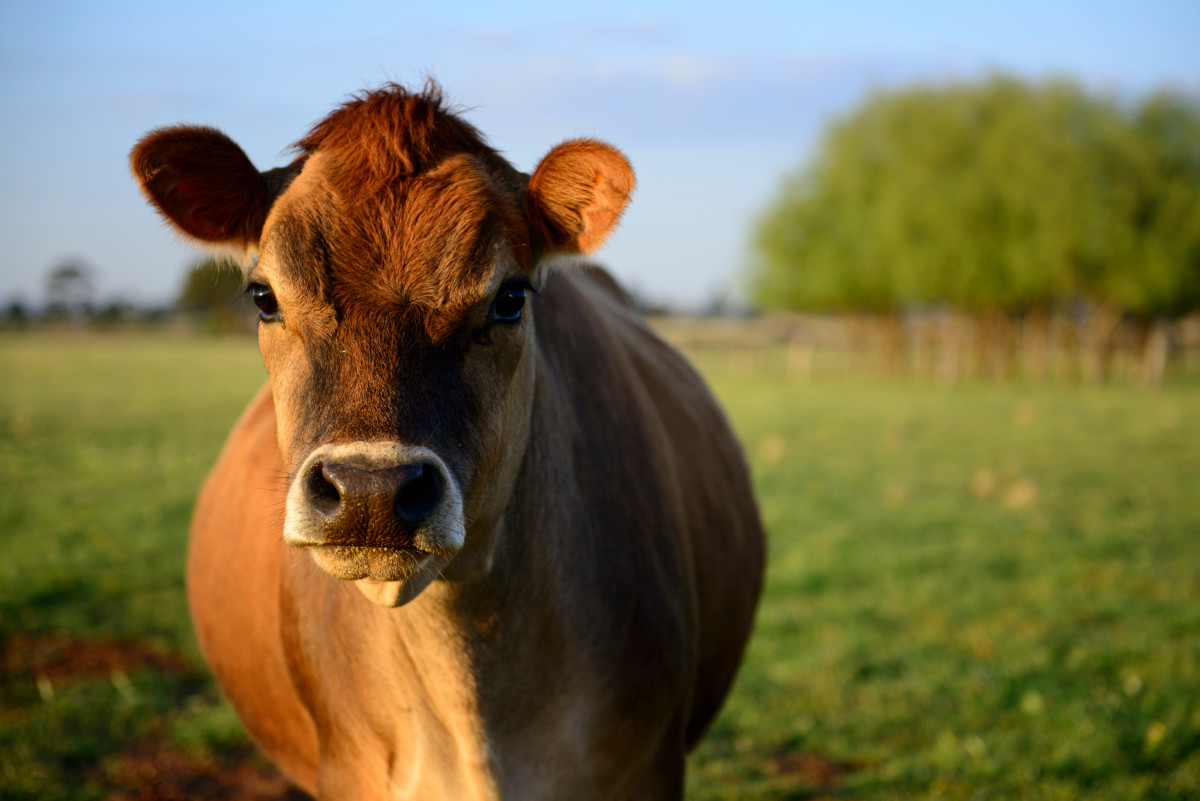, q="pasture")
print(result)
[1,332,1198,799]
